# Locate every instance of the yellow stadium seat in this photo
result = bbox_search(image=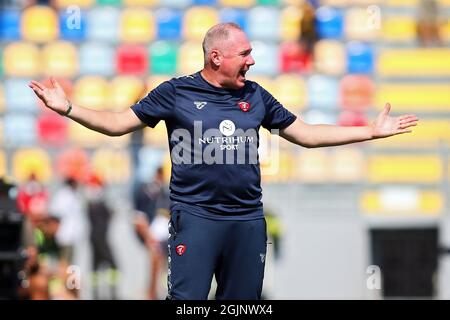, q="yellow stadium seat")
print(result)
[260,130,281,181]
[314,40,346,76]
[0,150,6,177]
[377,49,450,77]
[375,83,450,111]
[91,148,131,184]
[178,41,204,75]
[386,0,418,6]
[280,6,302,42]
[331,148,366,182]
[296,149,329,183]
[146,76,171,92]
[442,20,450,42]
[21,6,59,43]
[12,148,52,183]
[361,189,443,216]
[246,76,275,96]
[109,76,145,111]
[320,0,353,6]
[219,0,255,7]
[120,8,155,43]
[123,0,158,5]
[55,0,95,8]
[69,122,109,147]
[183,7,219,41]
[382,16,416,42]
[274,74,307,110]
[73,76,109,110]
[144,123,169,147]
[3,42,41,77]
[372,119,450,148]
[345,8,380,41]
[42,41,78,78]
[368,155,442,183]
